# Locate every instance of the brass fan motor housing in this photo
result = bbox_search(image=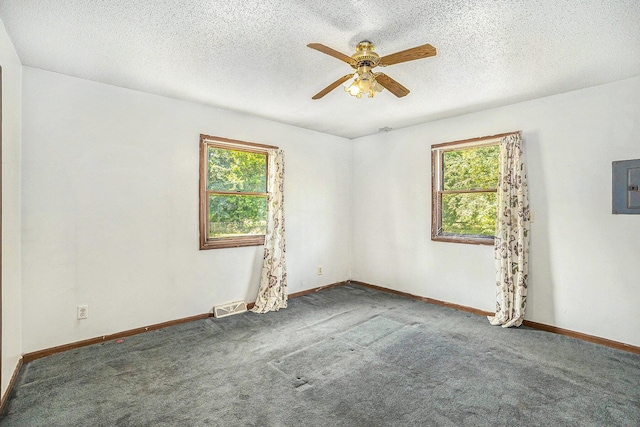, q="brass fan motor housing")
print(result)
[350,41,381,69]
